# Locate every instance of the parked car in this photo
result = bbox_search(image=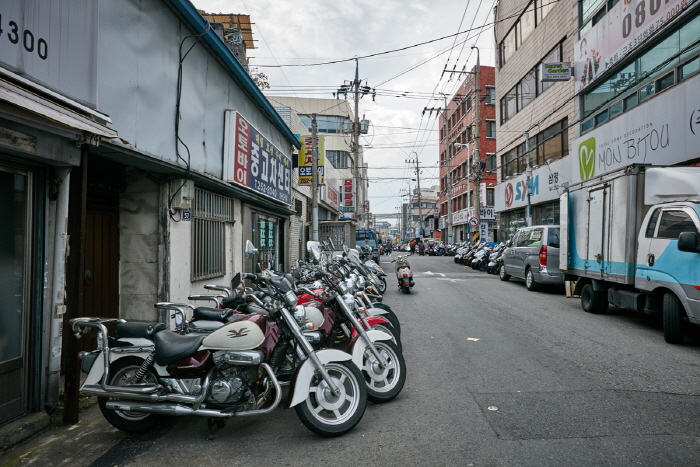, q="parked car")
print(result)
[499,225,563,290]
